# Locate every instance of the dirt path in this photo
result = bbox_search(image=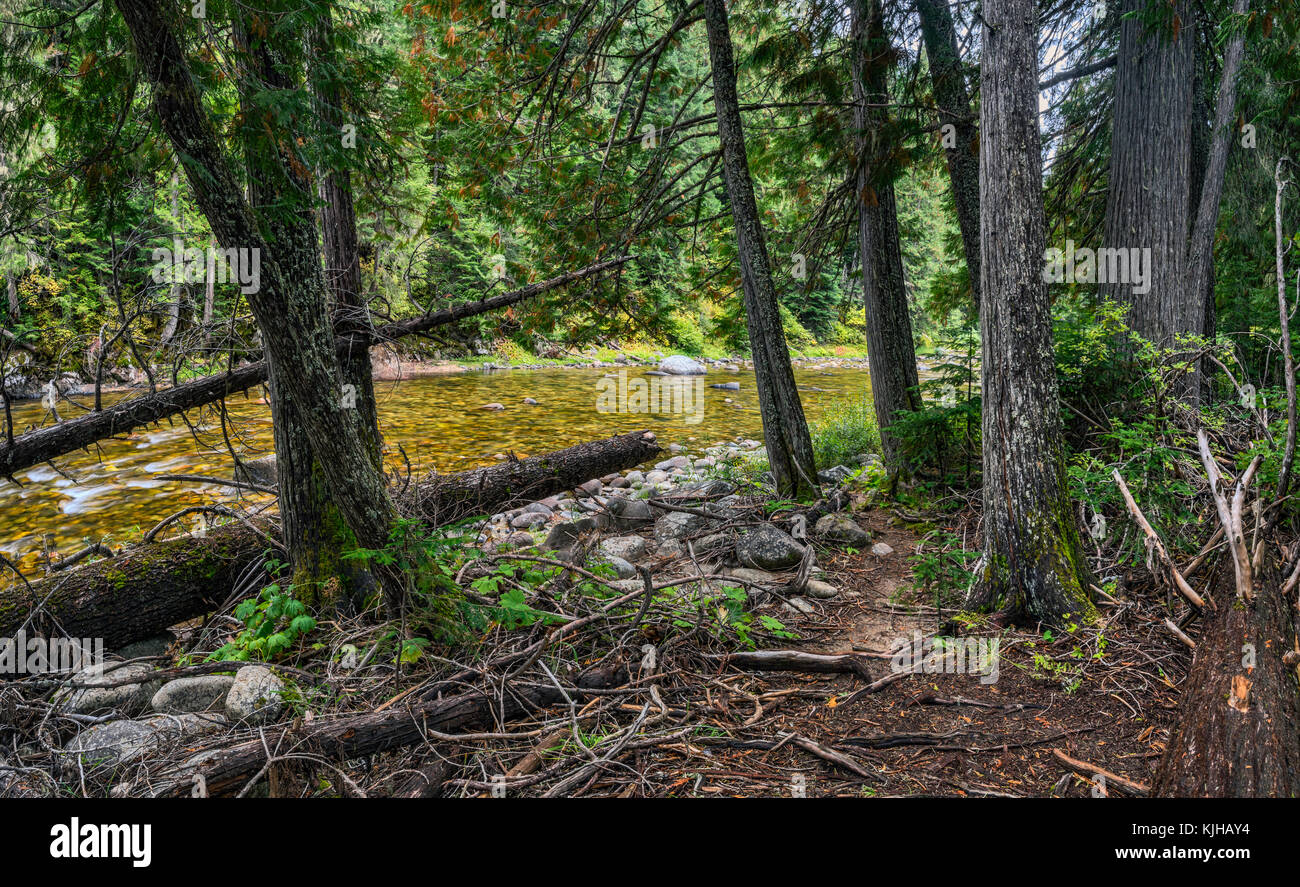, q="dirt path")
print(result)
[644,507,1185,798]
